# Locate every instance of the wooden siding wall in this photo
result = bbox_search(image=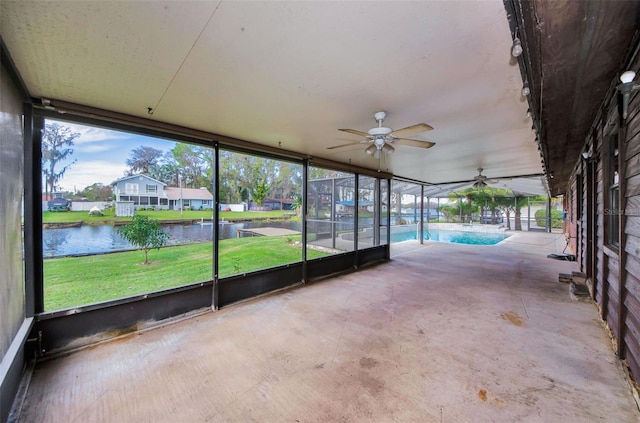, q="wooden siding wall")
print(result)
[623,68,640,377]
[570,43,640,381]
[569,178,578,256]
